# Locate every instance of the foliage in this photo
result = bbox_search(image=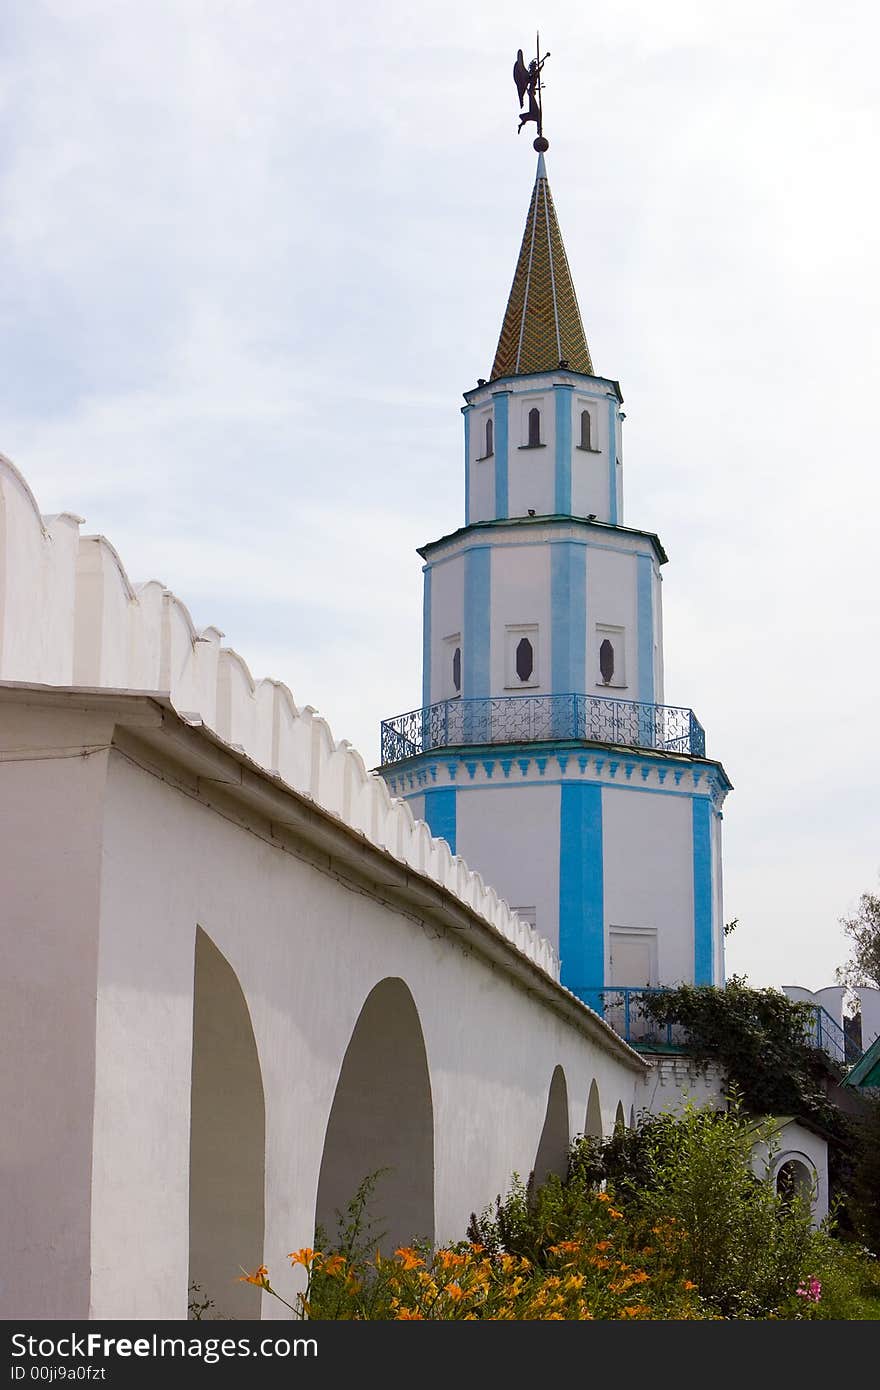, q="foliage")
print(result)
[836,890,880,990]
[187,1282,215,1321]
[635,977,846,1133]
[847,1098,880,1257]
